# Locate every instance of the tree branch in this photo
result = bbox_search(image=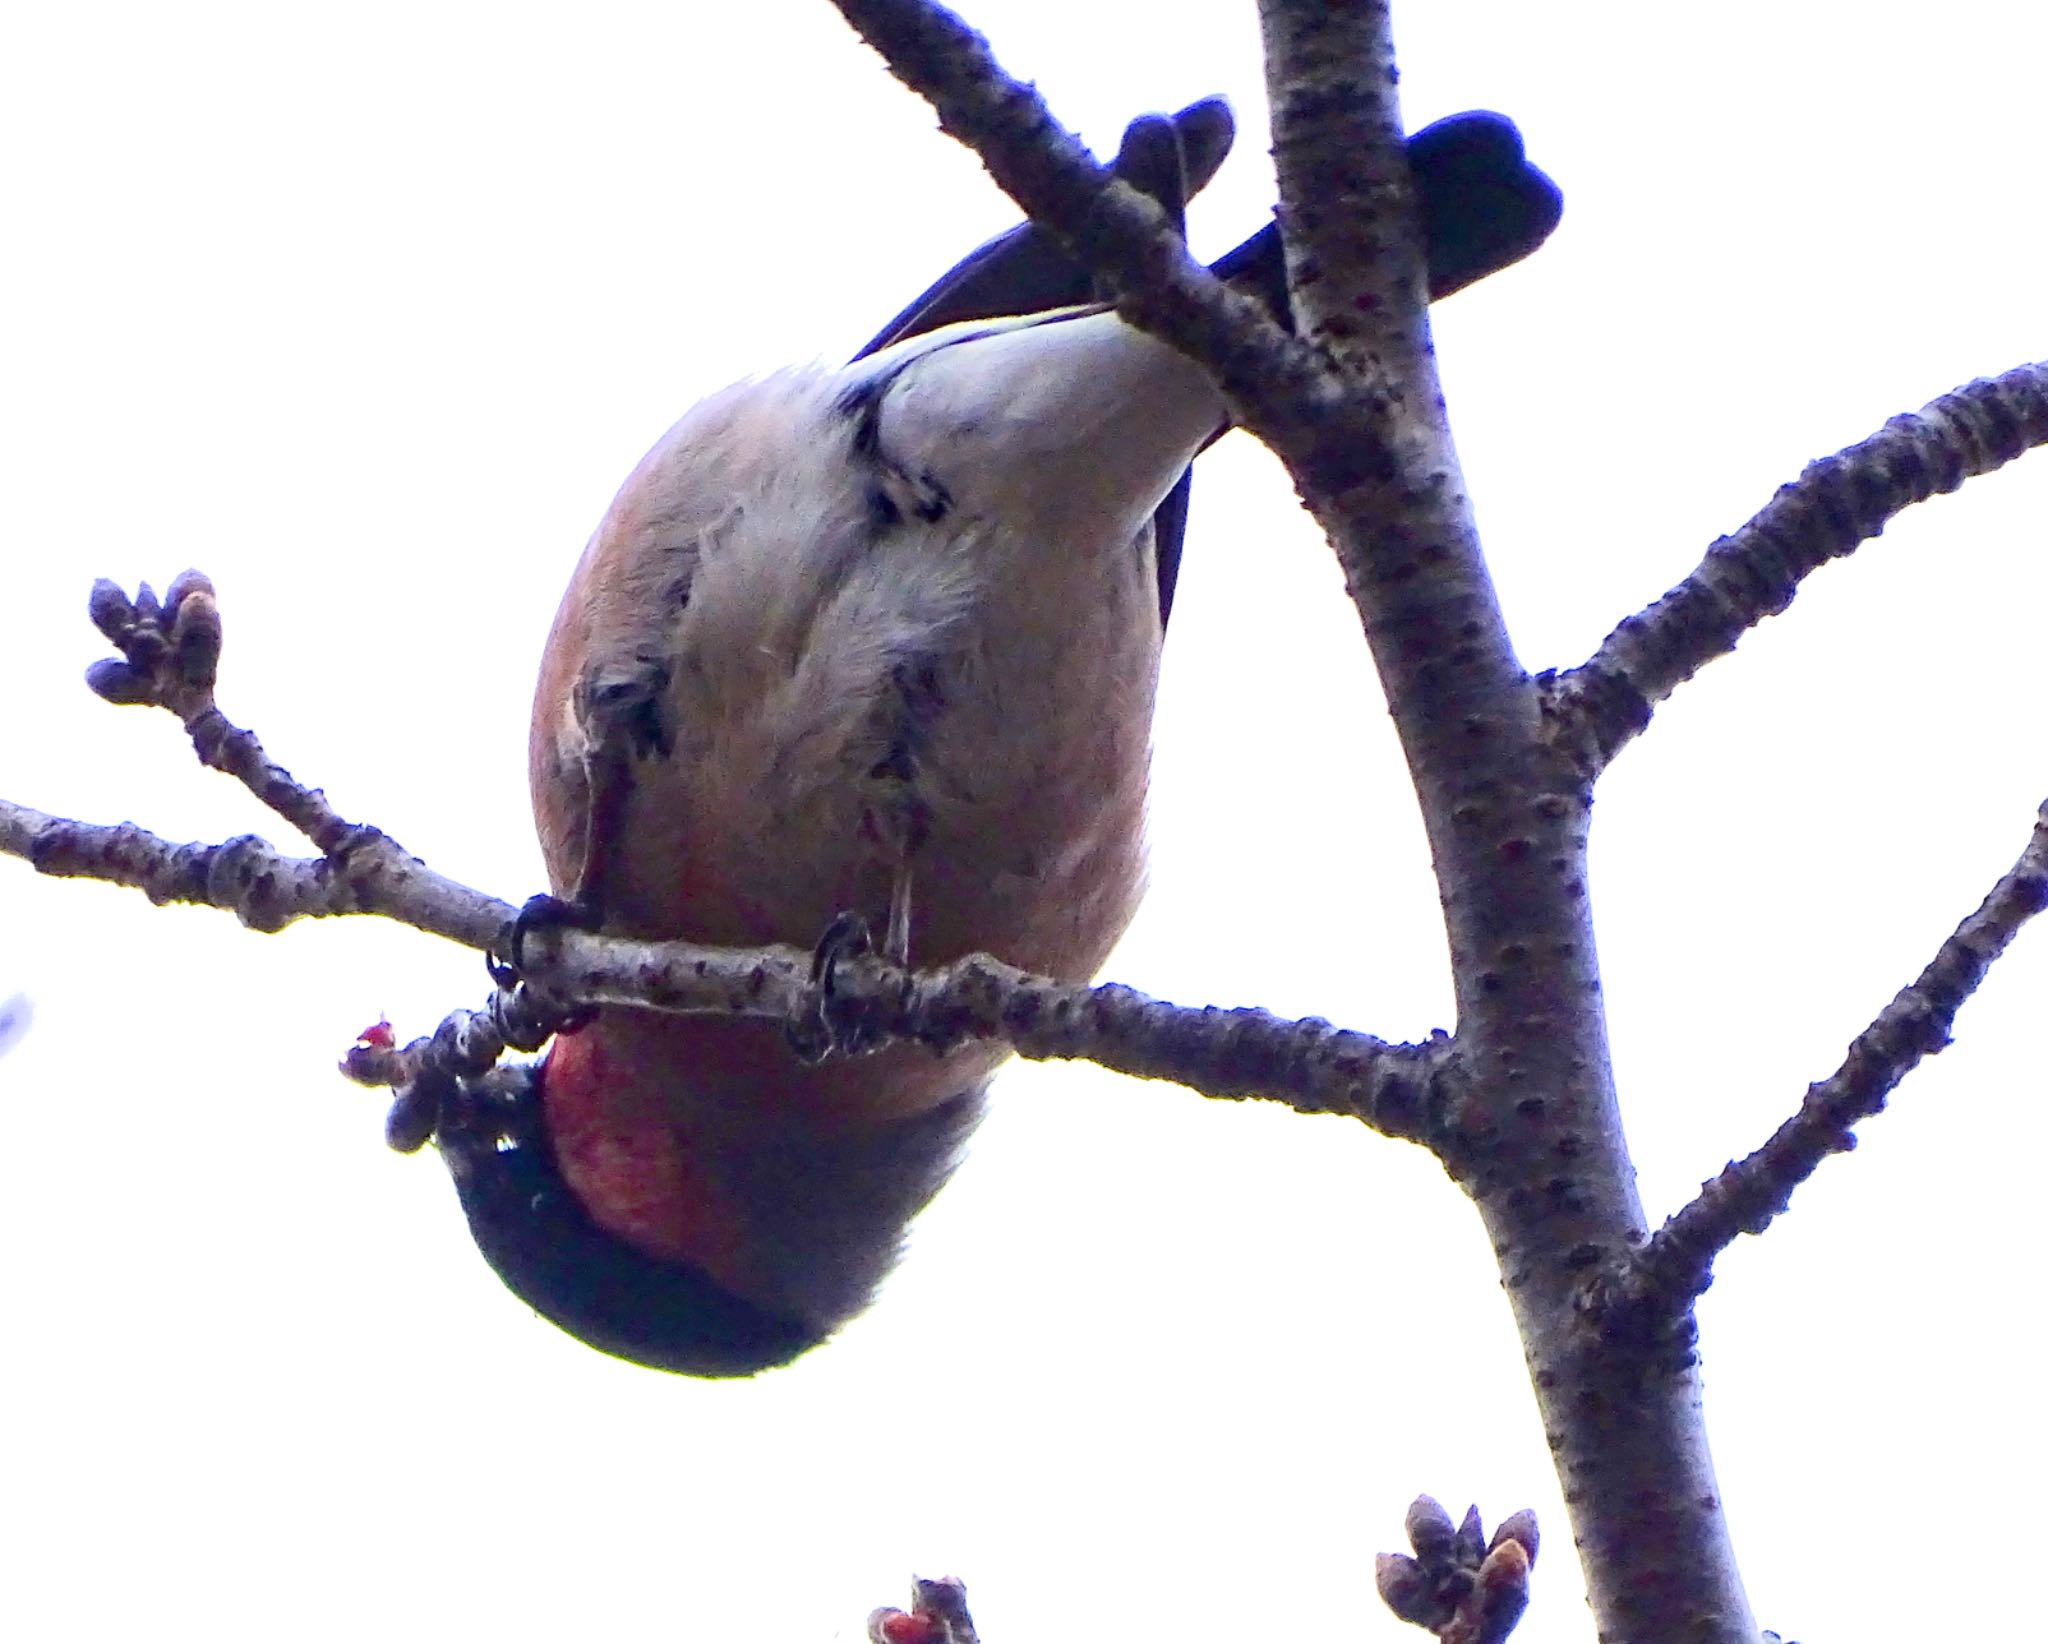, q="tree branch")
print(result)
[1,799,509,948]
[825,0,1326,424]
[1612,796,2048,1317]
[543,931,1448,1133]
[84,573,373,854]
[1549,363,2048,776]
[7,565,1458,1132]
[4,779,1442,1135]
[1252,8,1757,1641]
